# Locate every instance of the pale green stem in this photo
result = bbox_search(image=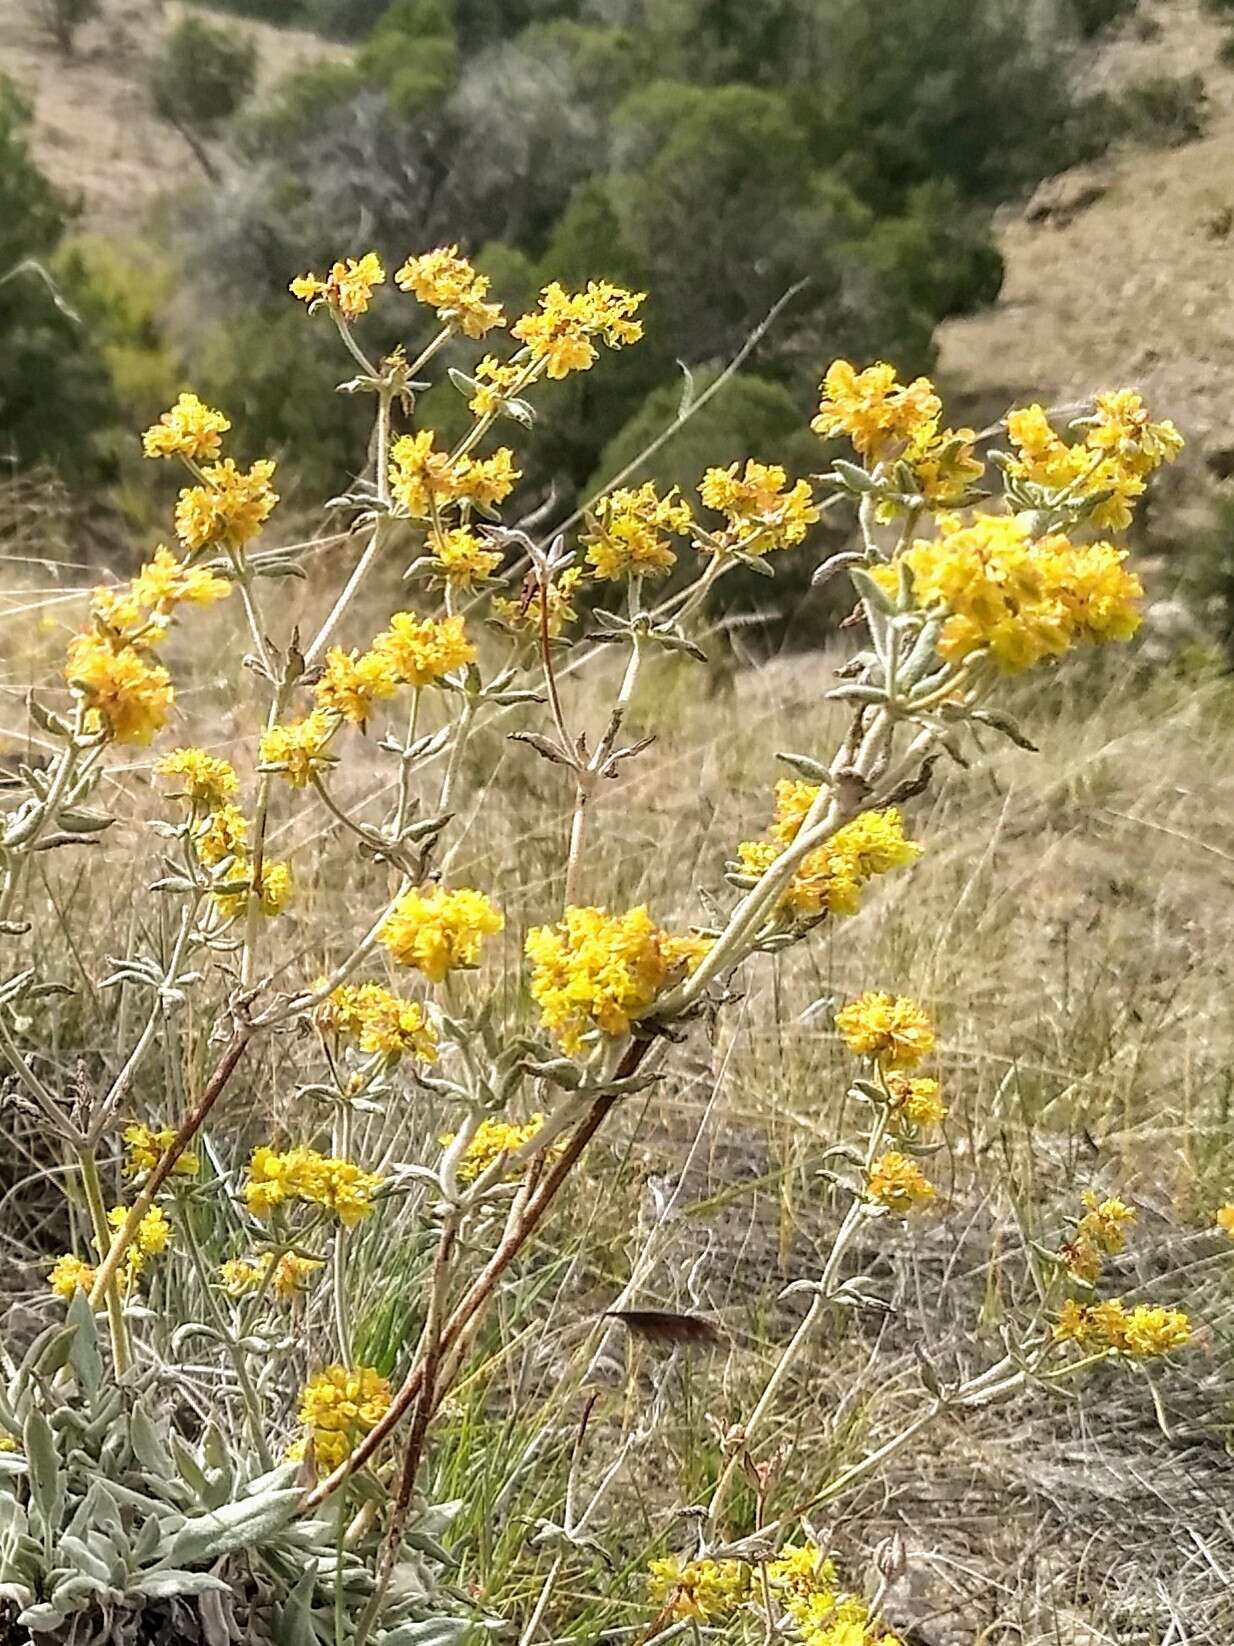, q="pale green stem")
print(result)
[77,1149,132,1377]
